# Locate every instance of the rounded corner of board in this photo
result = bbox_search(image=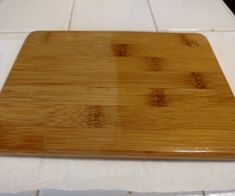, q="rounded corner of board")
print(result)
[191,33,210,43]
[25,31,51,41]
